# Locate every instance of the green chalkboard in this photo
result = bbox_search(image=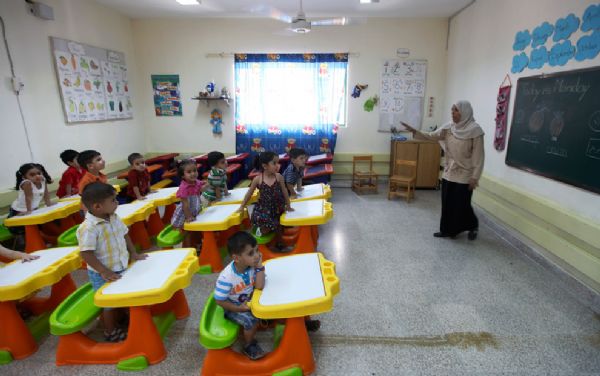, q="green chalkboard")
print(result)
[506,67,600,194]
